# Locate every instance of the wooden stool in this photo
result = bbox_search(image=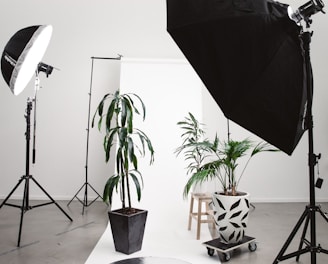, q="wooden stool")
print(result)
[188,192,214,240]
